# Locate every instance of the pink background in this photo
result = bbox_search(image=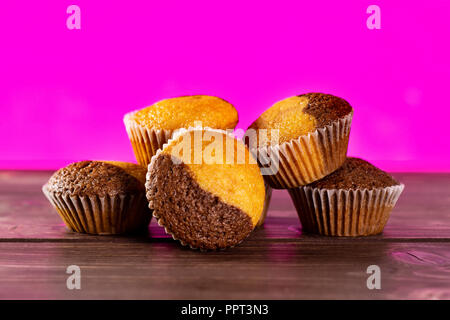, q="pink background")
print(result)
[1,1,449,171]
